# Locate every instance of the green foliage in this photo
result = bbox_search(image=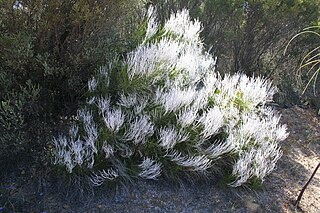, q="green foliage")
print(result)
[285,26,320,95]
[284,25,320,113]
[0,0,144,113]
[0,0,145,163]
[0,72,40,158]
